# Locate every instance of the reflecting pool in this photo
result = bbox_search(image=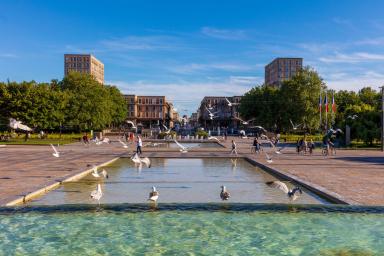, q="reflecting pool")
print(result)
[29,158,327,205]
